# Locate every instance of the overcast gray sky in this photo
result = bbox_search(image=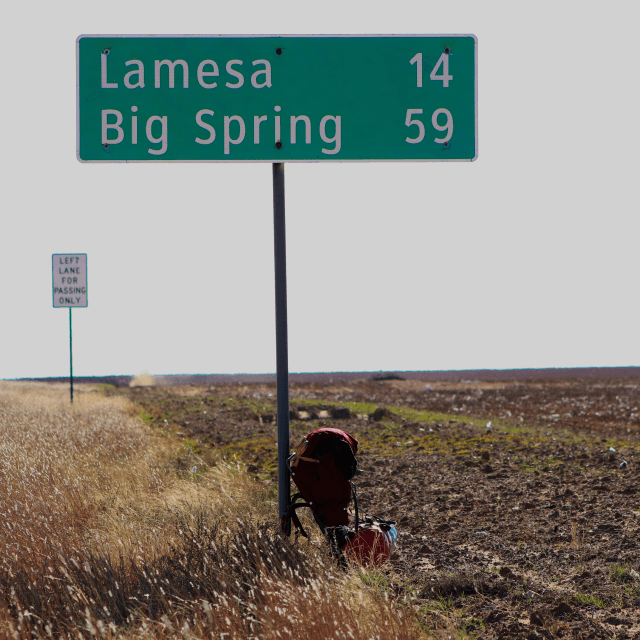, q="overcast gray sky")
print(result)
[2,0,638,380]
